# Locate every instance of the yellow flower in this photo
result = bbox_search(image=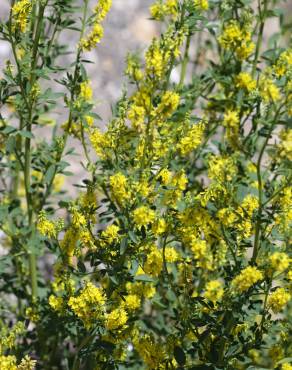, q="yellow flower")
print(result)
[0,355,17,370]
[232,266,263,293]
[71,207,87,228]
[105,308,128,330]
[49,295,64,312]
[208,155,237,182]
[134,335,165,369]
[68,282,106,328]
[133,206,155,229]
[217,208,237,227]
[123,294,141,311]
[144,247,163,276]
[236,72,257,92]
[109,172,130,204]
[269,252,290,273]
[80,23,104,51]
[157,90,180,118]
[239,194,259,217]
[94,0,112,21]
[259,77,280,102]
[12,0,32,32]
[128,104,146,129]
[278,129,292,161]
[17,355,37,370]
[80,0,111,51]
[177,121,205,156]
[150,3,166,20]
[158,168,172,185]
[218,21,254,60]
[223,110,239,129]
[146,39,165,78]
[89,128,110,159]
[218,21,244,49]
[194,0,209,11]
[37,211,57,239]
[204,280,224,303]
[268,287,291,313]
[101,224,120,245]
[152,218,167,235]
[171,170,188,191]
[165,247,179,263]
[274,49,292,77]
[80,81,93,101]
[282,364,292,370]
